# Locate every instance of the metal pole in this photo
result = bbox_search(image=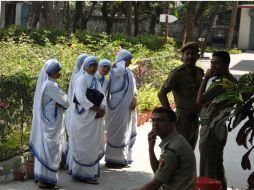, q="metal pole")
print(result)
[164,2,169,44]
[164,15,168,43]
